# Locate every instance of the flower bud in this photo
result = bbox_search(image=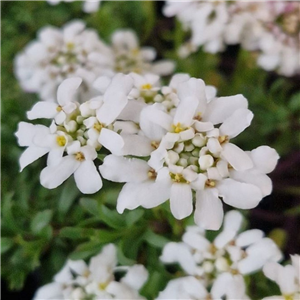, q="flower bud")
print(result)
[192,134,206,147]
[199,155,214,170]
